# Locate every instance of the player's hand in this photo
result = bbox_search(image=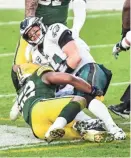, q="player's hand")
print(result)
[112,41,127,59]
[91,86,103,97]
